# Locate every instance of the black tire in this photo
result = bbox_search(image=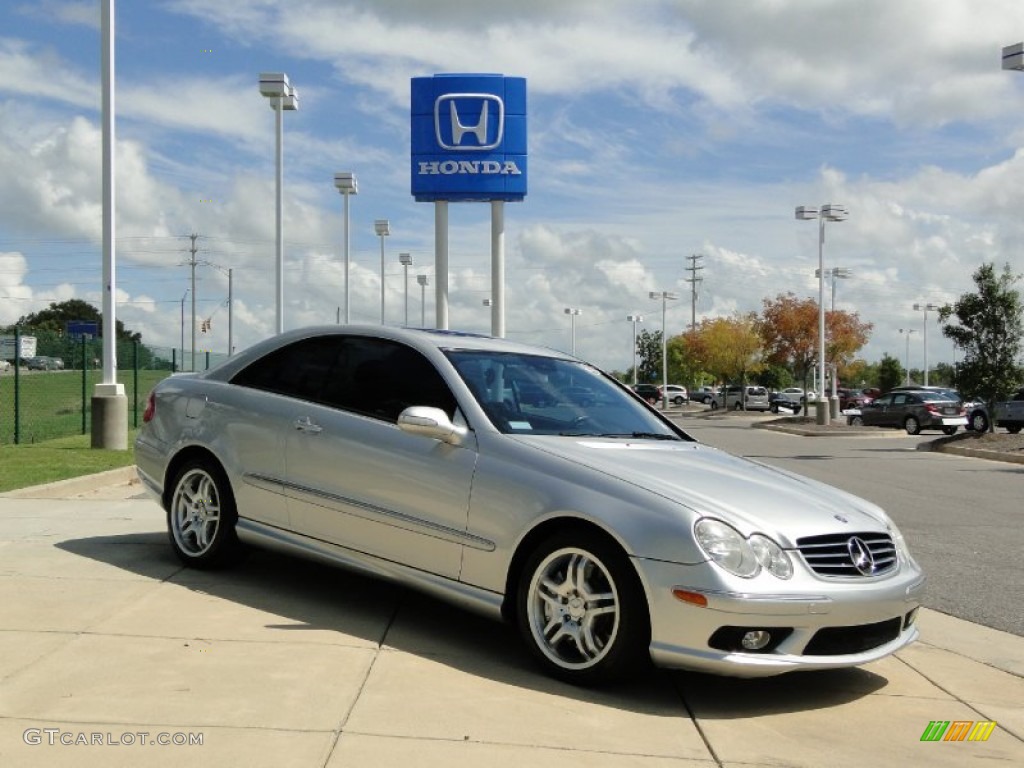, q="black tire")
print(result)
[1007,425,1022,434]
[770,404,779,414]
[942,426,958,435]
[516,531,649,685]
[709,399,719,410]
[904,416,921,435]
[672,396,684,406]
[969,411,989,432]
[849,415,864,426]
[167,459,241,569]
[733,401,742,411]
